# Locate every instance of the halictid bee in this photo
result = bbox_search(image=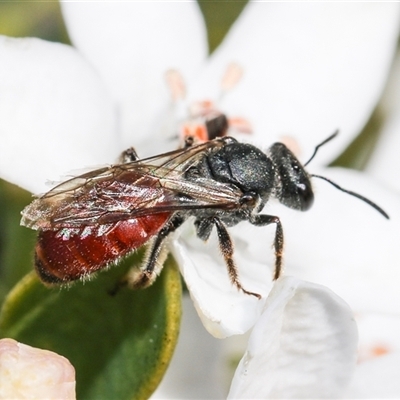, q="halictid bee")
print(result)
[21,133,389,298]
